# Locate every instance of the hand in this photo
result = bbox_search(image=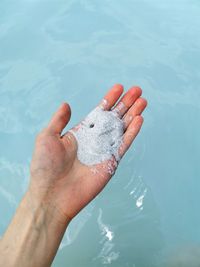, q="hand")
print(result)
[29,84,147,223]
